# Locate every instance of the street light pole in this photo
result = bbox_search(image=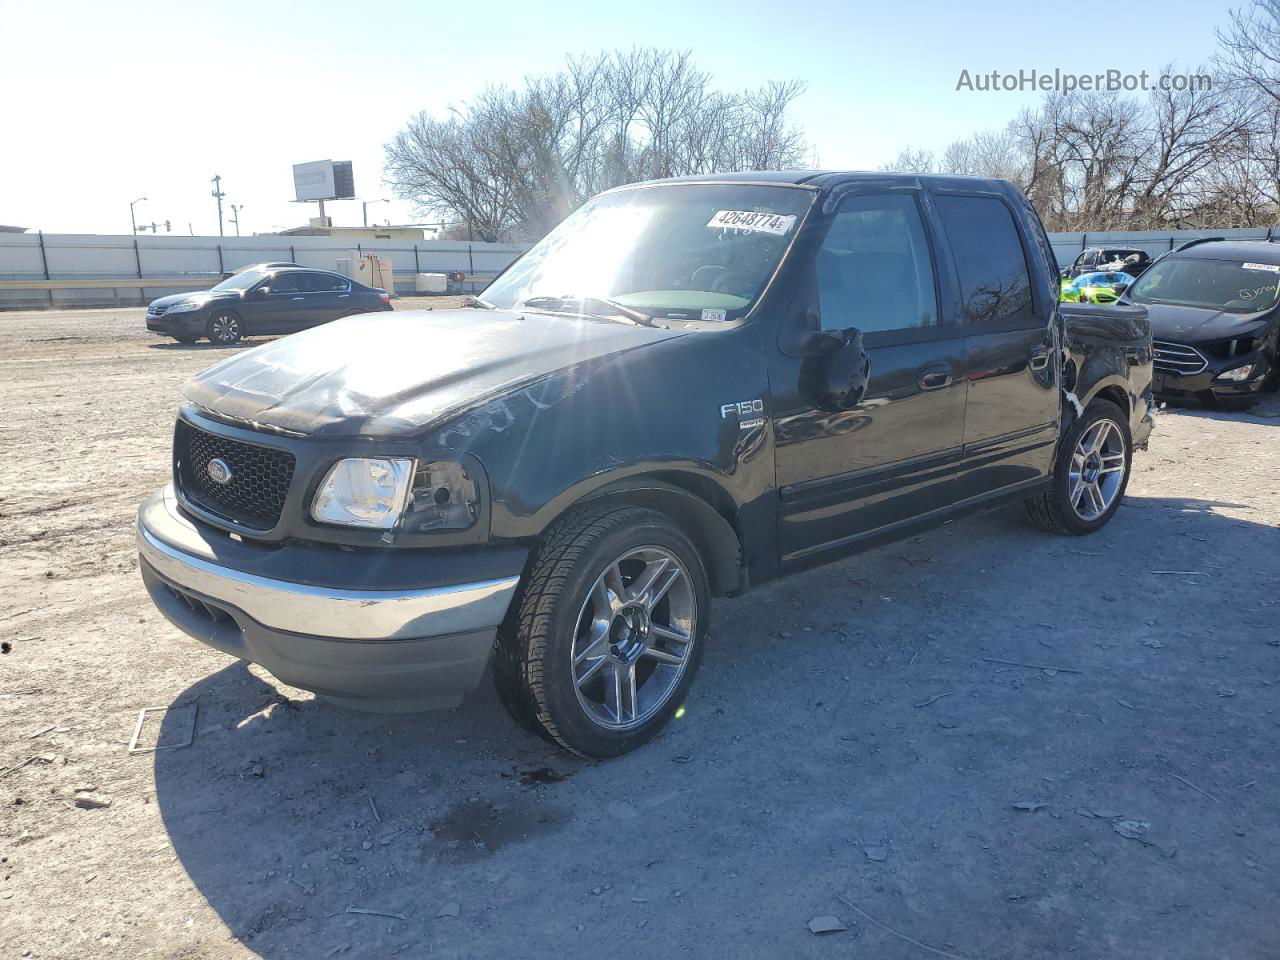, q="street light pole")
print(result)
[210,175,226,237]
[363,198,389,227]
[130,196,147,234]
[229,204,244,237]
